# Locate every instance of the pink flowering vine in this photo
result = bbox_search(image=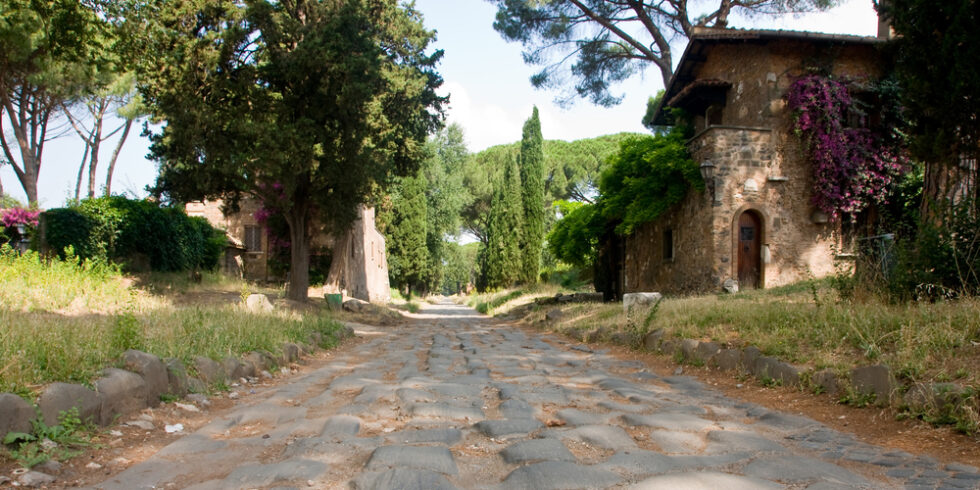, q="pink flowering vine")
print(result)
[787,75,907,219]
[1,207,40,228]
